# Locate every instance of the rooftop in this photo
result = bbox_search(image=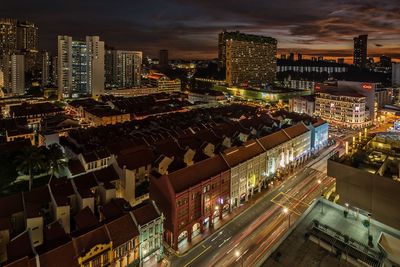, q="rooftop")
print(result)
[332,133,400,181]
[166,155,230,193]
[9,102,63,118]
[131,201,160,226]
